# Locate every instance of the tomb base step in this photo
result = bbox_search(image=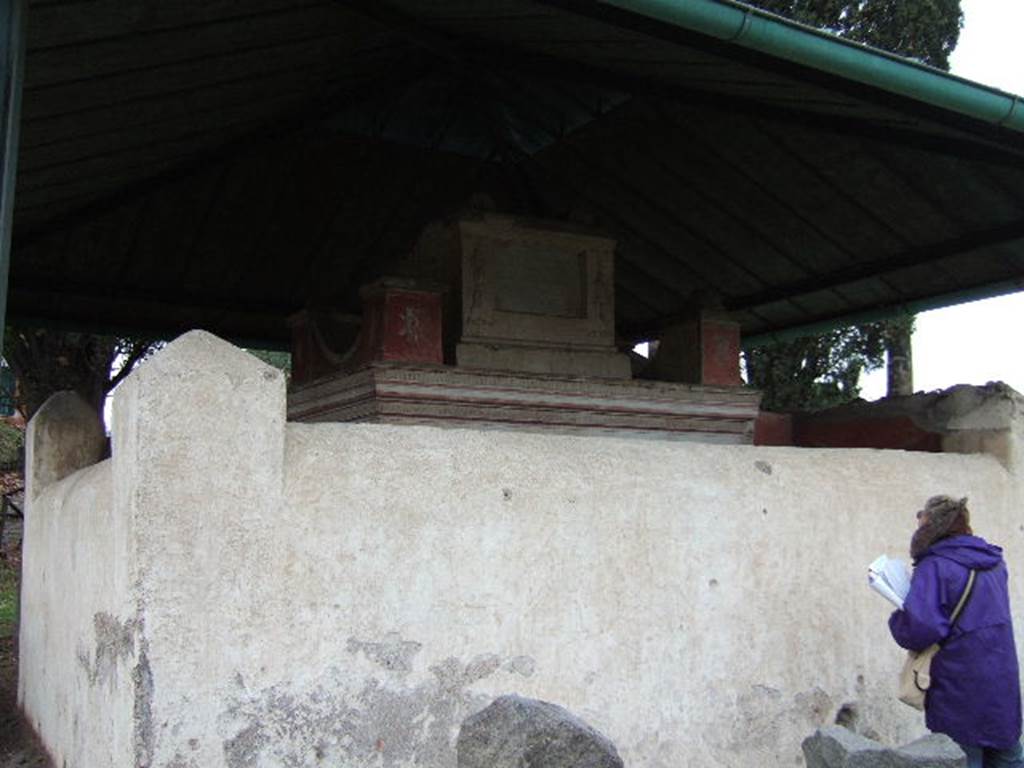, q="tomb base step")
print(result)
[288,363,761,444]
